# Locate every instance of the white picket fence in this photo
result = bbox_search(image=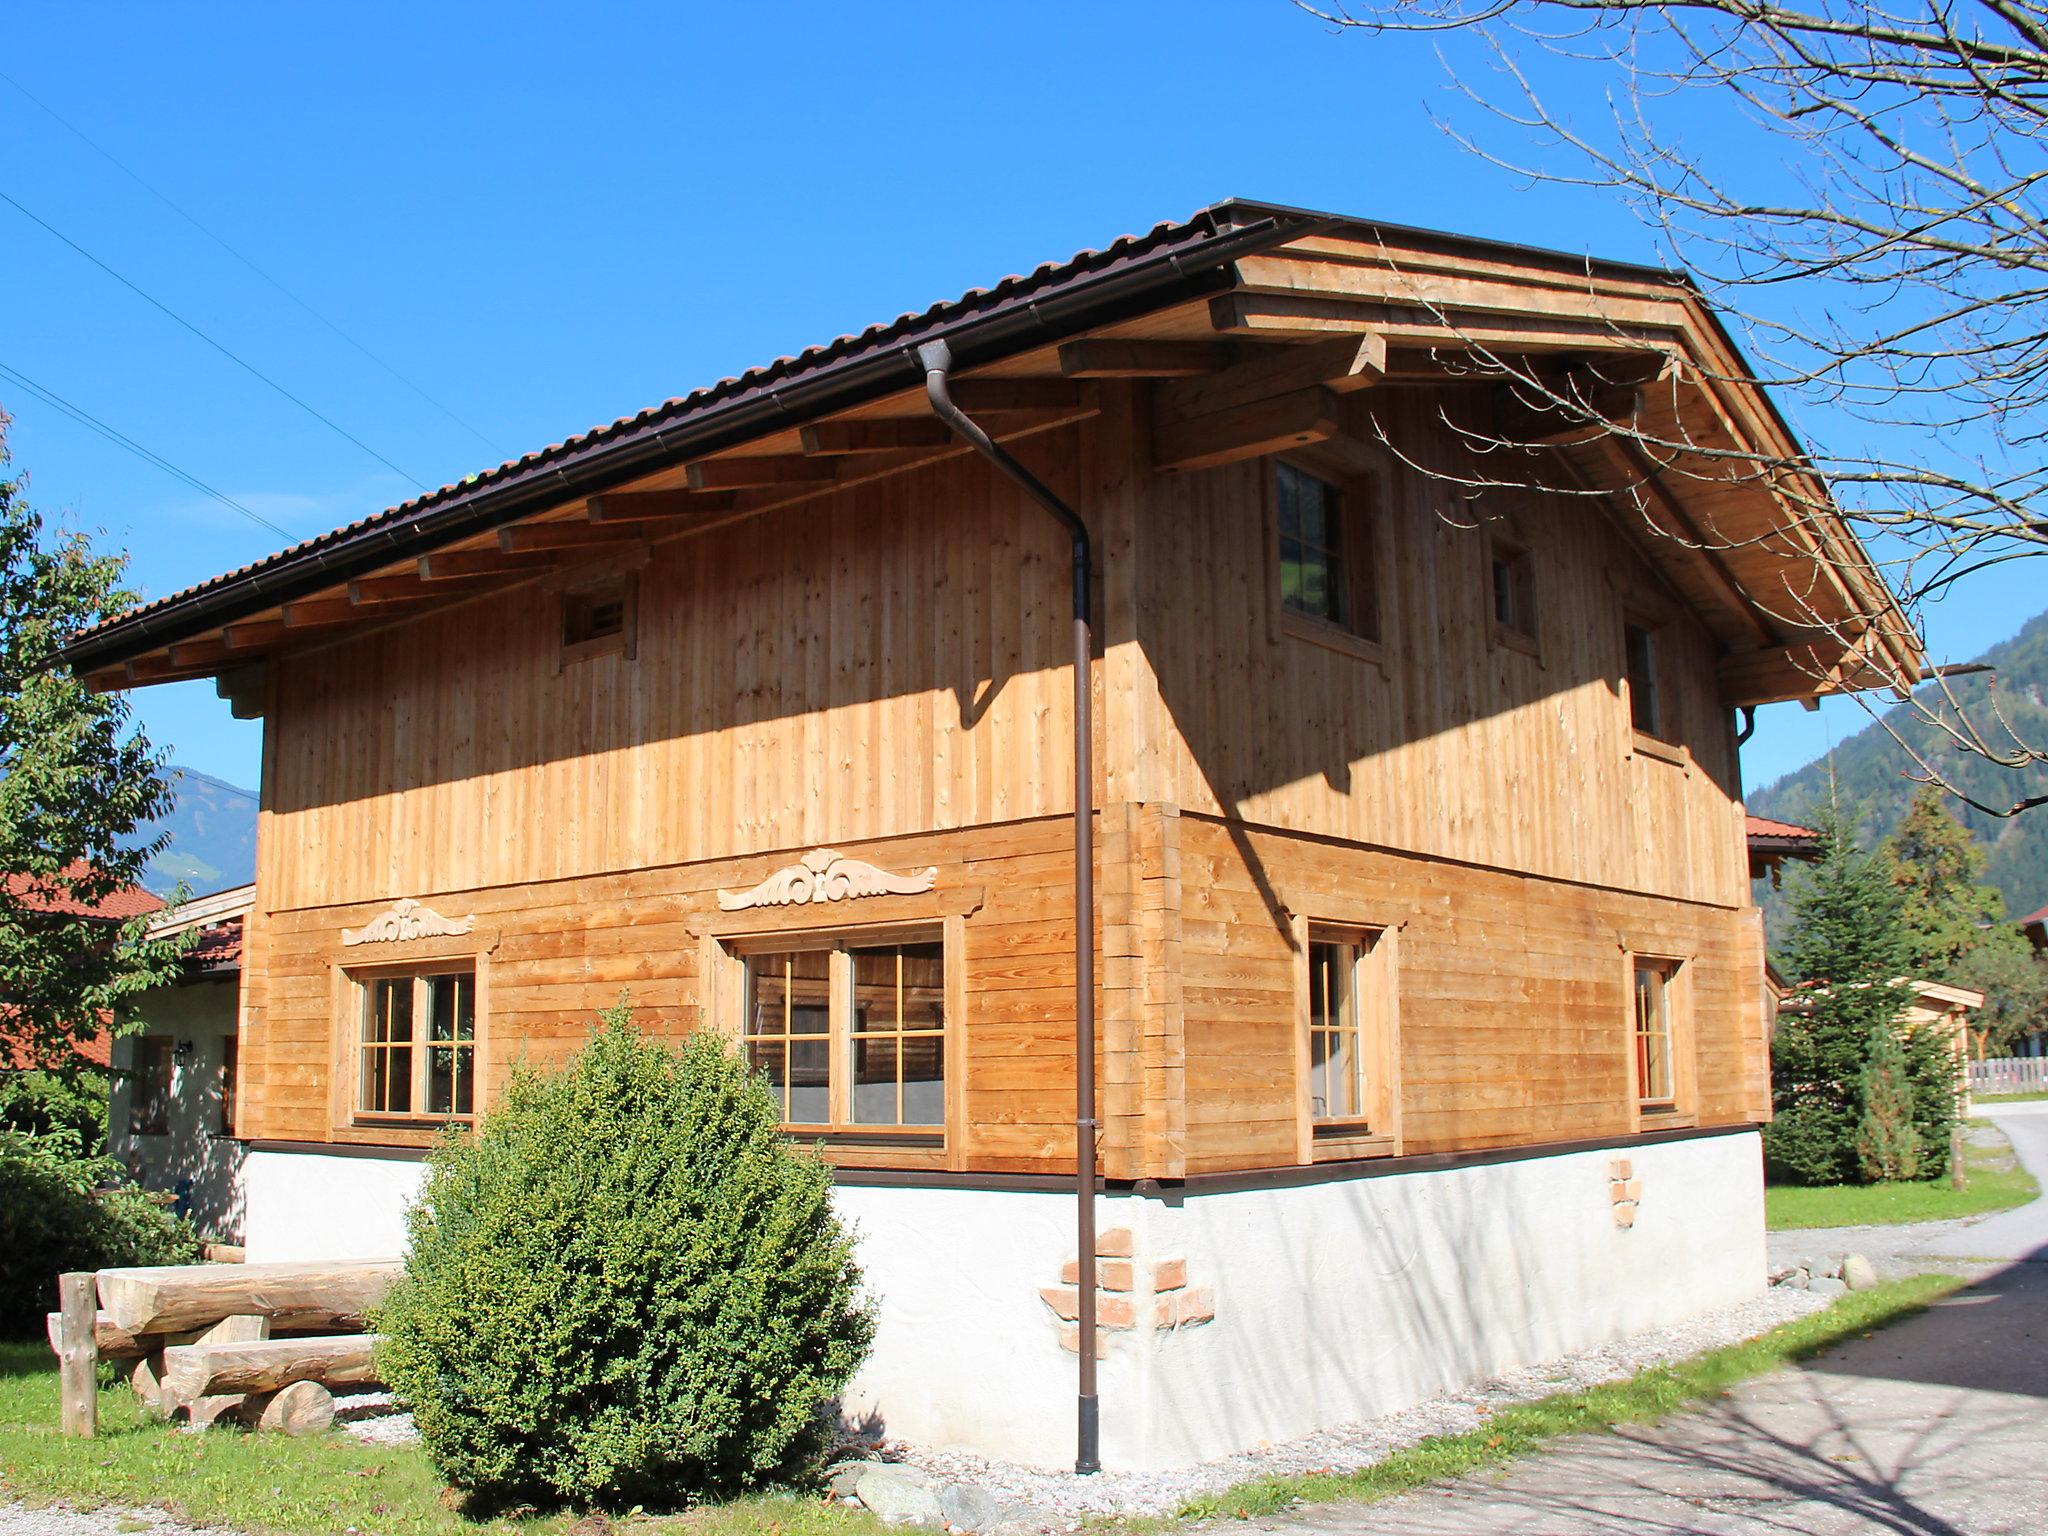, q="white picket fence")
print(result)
[1969,1056,2048,1097]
